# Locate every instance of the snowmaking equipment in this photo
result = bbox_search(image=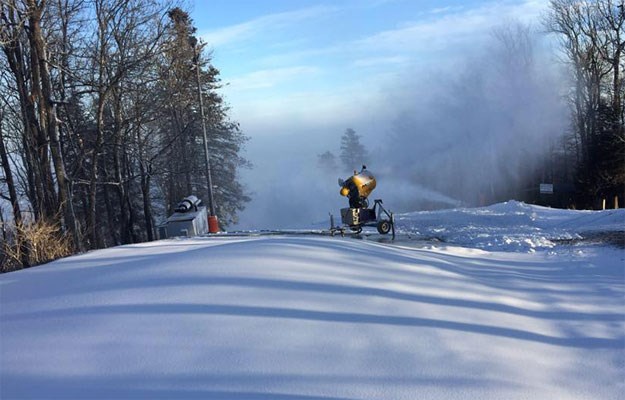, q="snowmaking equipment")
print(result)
[158,195,209,238]
[331,166,394,237]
